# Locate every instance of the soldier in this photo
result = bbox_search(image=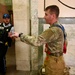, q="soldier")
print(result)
[10,5,69,75]
[0,14,14,75]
